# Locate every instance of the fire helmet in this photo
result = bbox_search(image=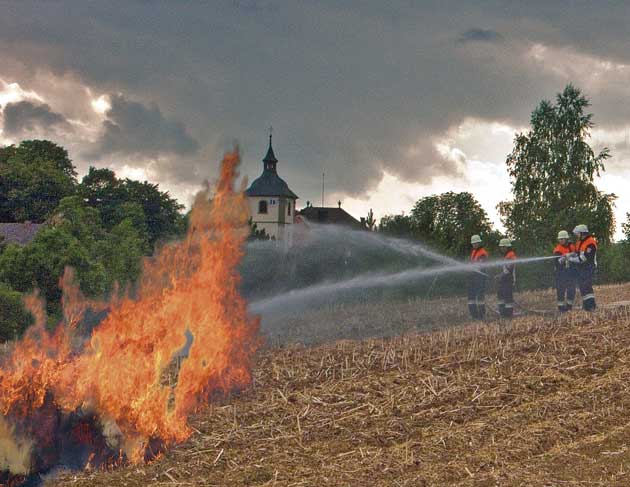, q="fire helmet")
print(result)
[557,230,570,240]
[470,234,482,244]
[573,224,589,235]
[499,238,512,248]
